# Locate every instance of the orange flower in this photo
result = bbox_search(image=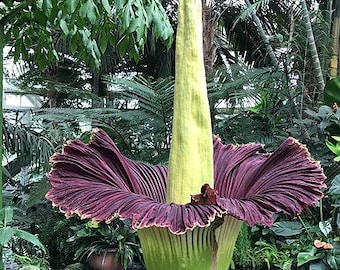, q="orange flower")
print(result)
[314,240,333,250]
[323,243,333,250]
[314,240,325,248]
